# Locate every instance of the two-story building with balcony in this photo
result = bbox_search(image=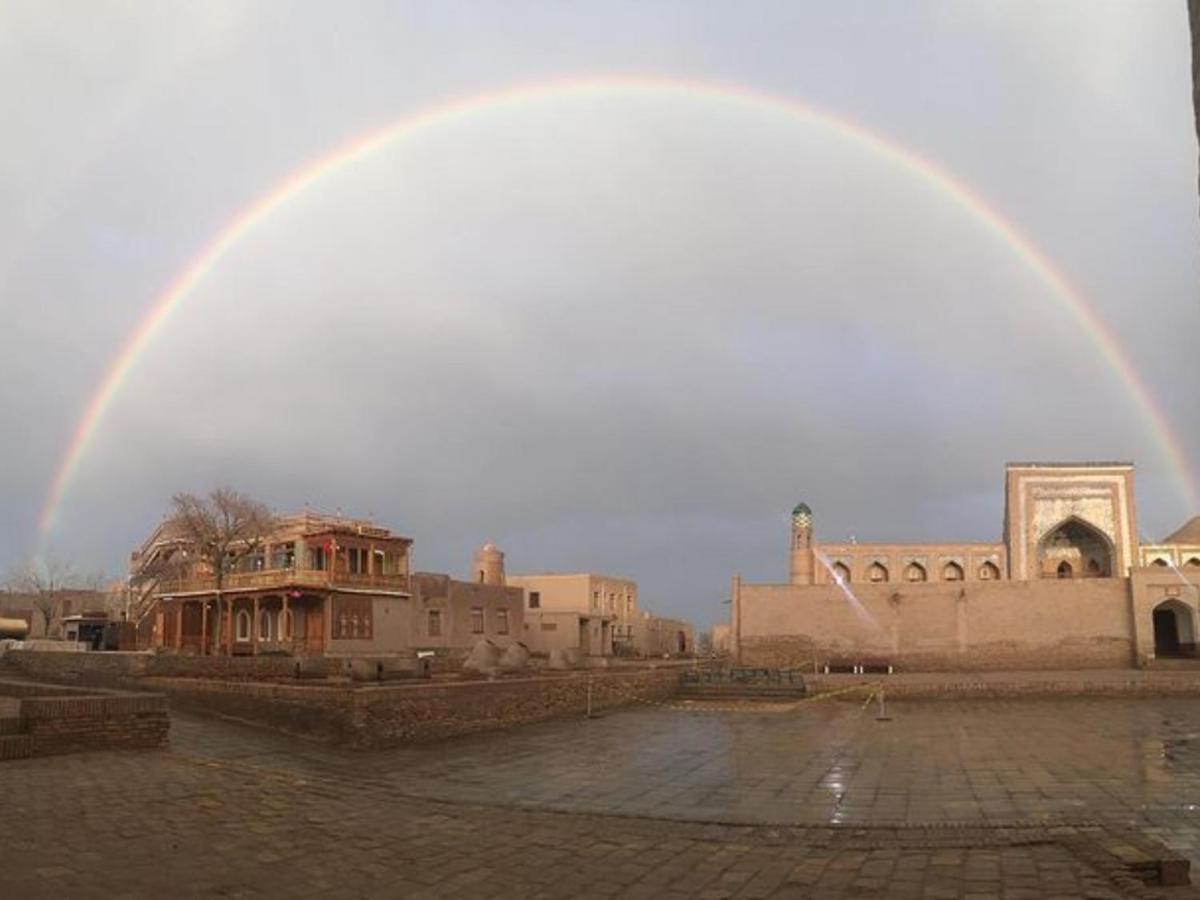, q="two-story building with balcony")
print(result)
[134,511,414,657]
